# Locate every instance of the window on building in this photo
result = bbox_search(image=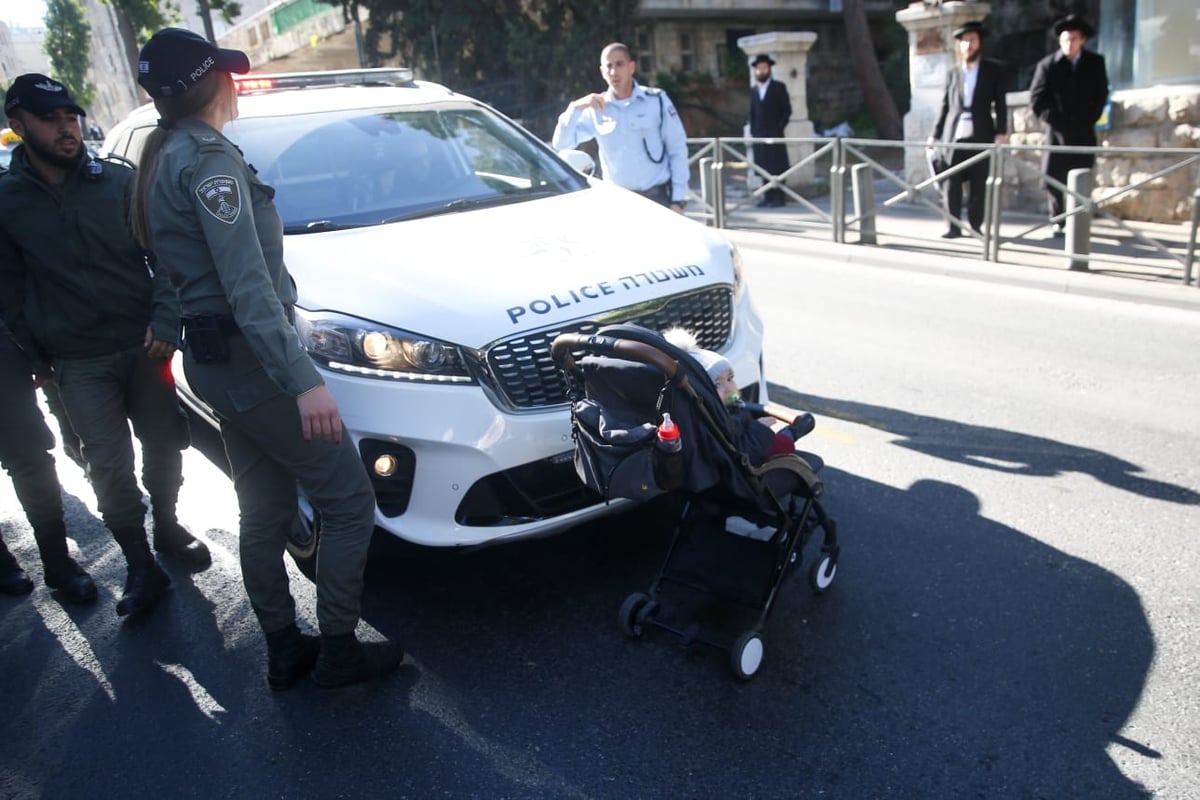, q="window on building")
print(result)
[1099,0,1200,87]
[635,29,656,74]
[679,31,695,73]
